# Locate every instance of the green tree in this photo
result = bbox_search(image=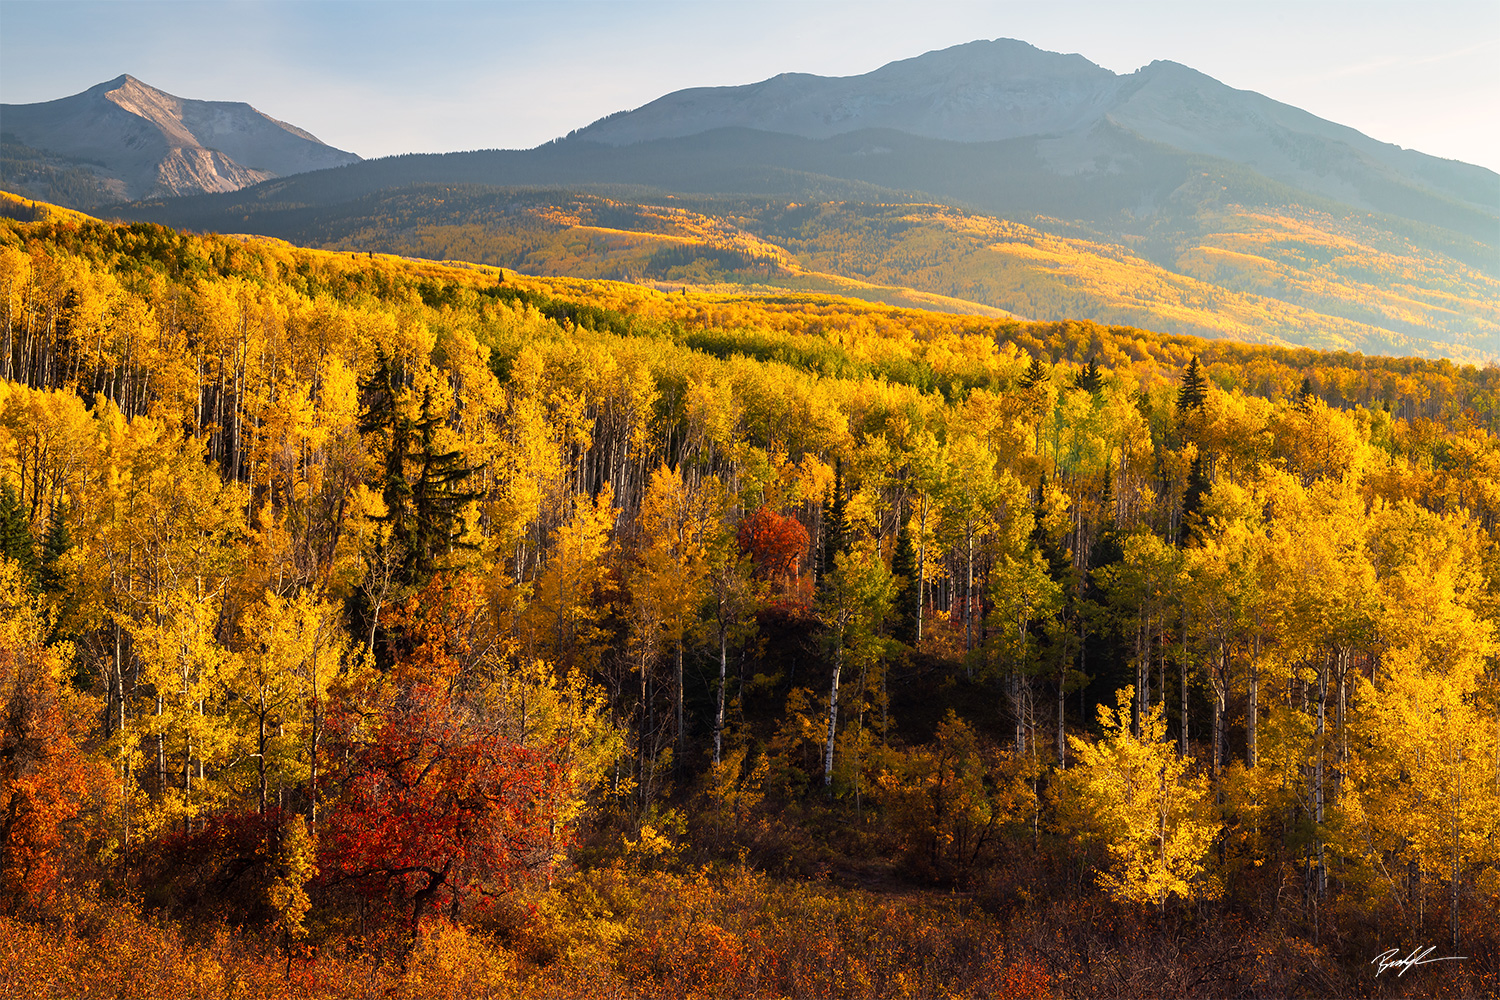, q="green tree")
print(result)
[1177,356,1208,415]
[0,480,36,588]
